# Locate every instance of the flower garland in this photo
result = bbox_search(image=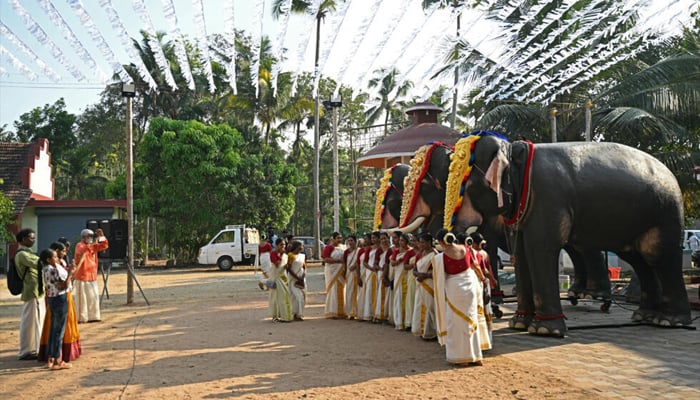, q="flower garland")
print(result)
[443,135,481,231]
[373,164,398,230]
[399,142,442,228]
